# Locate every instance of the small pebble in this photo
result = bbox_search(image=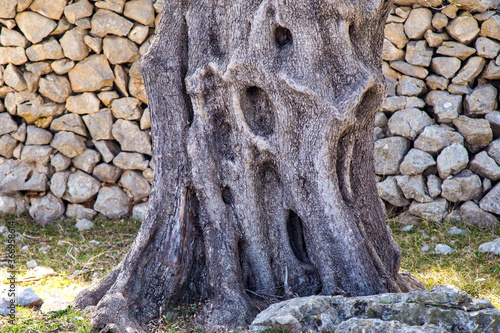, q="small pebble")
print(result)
[21,245,29,252]
[447,226,467,236]
[421,245,430,252]
[26,260,37,268]
[402,225,414,232]
[38,247,48,254]
[435,244,454,254]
